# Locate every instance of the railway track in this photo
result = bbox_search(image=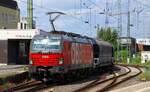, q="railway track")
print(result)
[9,80,57,92]
[7,64,142,92]
[9,79,59,92]
[11,80,42,91]
[74,65,142,92]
